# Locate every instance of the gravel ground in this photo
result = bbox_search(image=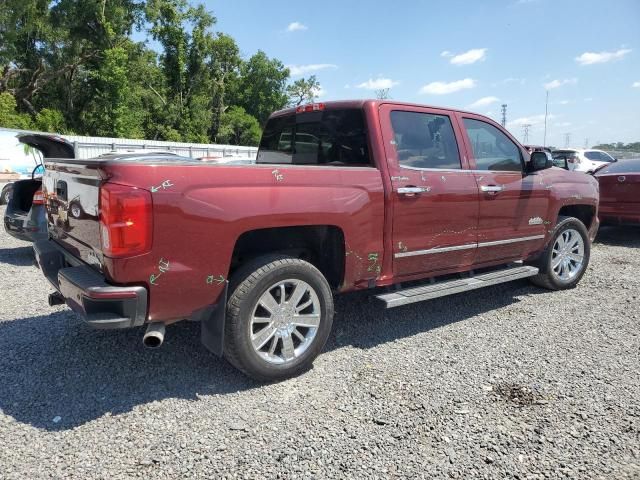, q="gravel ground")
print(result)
[0,204,638,479]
